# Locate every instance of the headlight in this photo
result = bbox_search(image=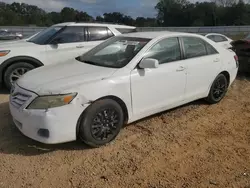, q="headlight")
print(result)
[27,93,77,109]
[0,50,10,57]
